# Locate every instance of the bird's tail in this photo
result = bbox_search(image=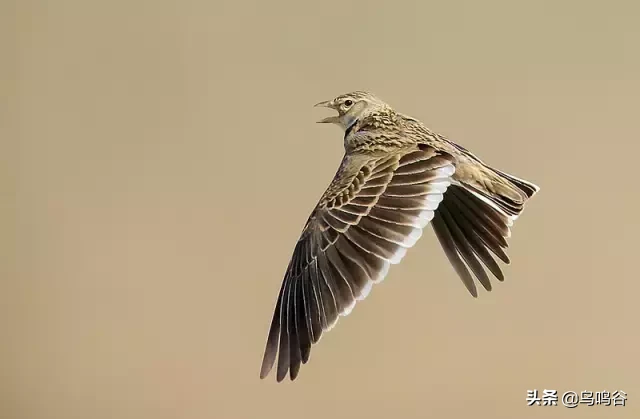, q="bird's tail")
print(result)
[432,165,539,297]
